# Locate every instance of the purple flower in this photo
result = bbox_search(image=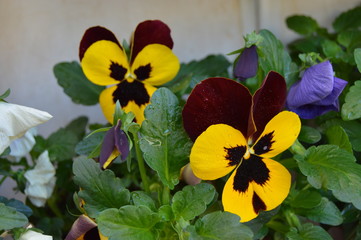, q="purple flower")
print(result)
[99,120,129,169]
[233,45,258,81]
[286,61,348,119]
